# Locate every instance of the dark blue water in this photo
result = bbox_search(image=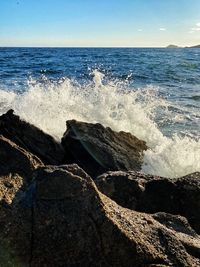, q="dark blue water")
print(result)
[0,47,199,177]
[1,47,200,89]
[0,47,199,133]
